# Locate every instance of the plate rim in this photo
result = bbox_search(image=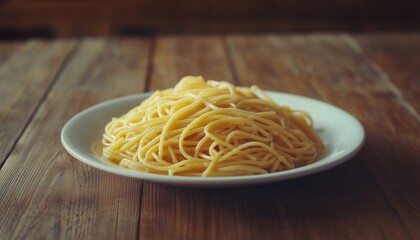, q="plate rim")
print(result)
[61,91,365,186]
